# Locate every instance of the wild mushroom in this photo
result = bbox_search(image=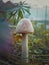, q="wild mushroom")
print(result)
[16,18,34,62]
